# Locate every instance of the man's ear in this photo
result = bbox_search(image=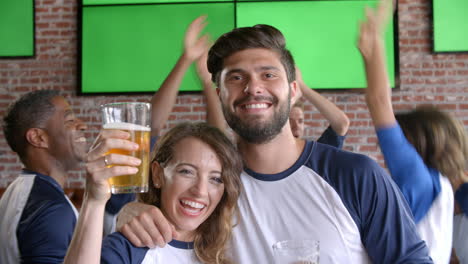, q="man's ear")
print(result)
[151,161,165,188]
[25,128,49,149]
[290,80,299,105]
